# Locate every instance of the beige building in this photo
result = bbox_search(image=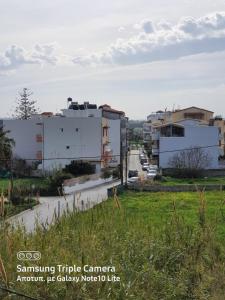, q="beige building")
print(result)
[210,117,225,156]
[172,106,214,124]
[144,106,225,160]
